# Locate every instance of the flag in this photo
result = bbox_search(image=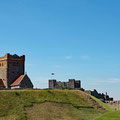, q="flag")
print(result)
[51,73,55,75]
